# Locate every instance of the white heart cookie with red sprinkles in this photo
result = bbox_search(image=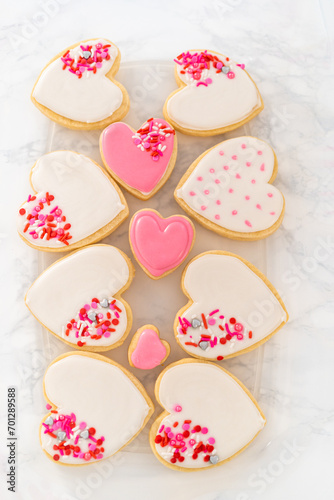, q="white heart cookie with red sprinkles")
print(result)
[26,245,134,351]
[41,352,153,465]
[175,136,285,240]
[17,151,128,252]
[150,359,265,470]
[175,251,288,361]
